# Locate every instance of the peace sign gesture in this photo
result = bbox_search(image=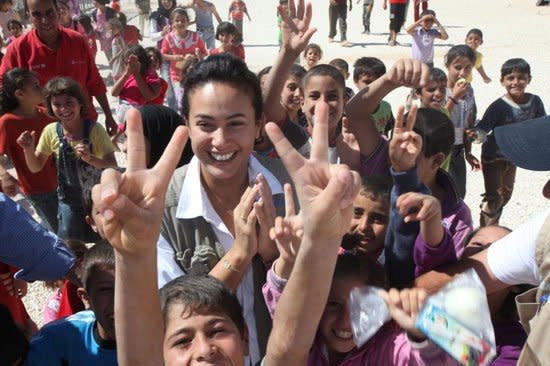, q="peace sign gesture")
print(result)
[265,101,361,243]
[92,109,188,256]
[389,105,423,173]
[279,0,317,55]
